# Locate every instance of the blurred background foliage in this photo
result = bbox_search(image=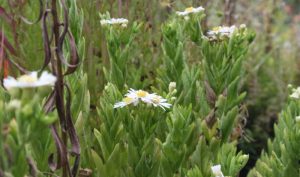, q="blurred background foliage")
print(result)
[1,0,300,176]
